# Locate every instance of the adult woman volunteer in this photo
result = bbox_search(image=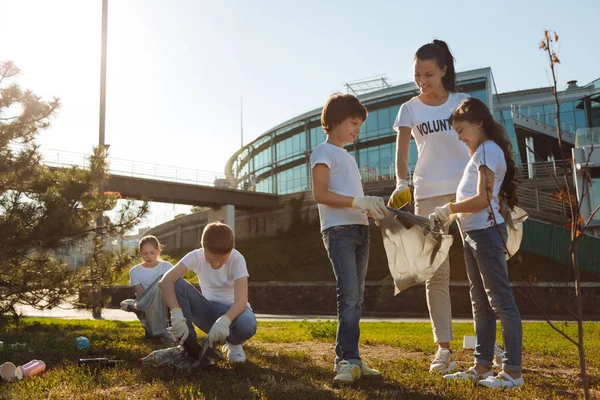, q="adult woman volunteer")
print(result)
[389,39,469,374]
